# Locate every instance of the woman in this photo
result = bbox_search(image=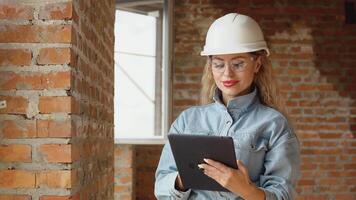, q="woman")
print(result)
[155,13,300,200]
